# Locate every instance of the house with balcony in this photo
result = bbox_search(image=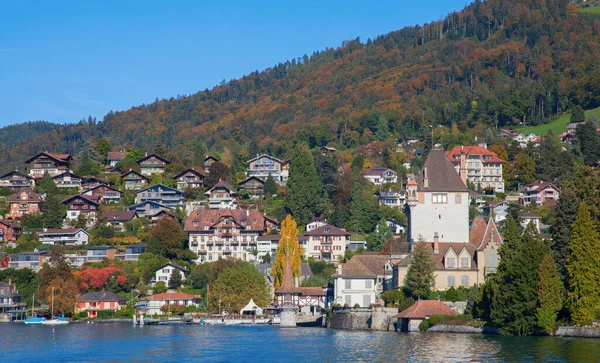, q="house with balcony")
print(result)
[513,133,541,148]
[62,195,99,221]
[481,200,509,223]
[0,220,21,245]
[301,223,350,263]
[377,190,405,208]
[136,154,170,176]
[7,188,41,219]
[121,170,149,191]
[152,263,190,287]
[140,292,201,315]
[519,181,560,206]
[124,244,146,261]
[128,200,172,218]
[205,180,239,209]
[103,211,138,231]
[86,246,117,262]
[135,184,184,207]
[184,209,279,263]
[76,291,128,318]
[8,252,48,270]
[0,171,34,191]
[52,171,82,190]
[38,228,89,246]
[361,168,398,185]
[446,146,505,193]
[150,210,180,228]
[257,234,280,261]
[24,152,72,179]
[82,184,122,204]
[81,177,109,191]
[238,176,265,198]
[107,151,126,167]
[246,154,289,185]
[306,218,327,232]
[0,280,27,320]
[173,168,205,190]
